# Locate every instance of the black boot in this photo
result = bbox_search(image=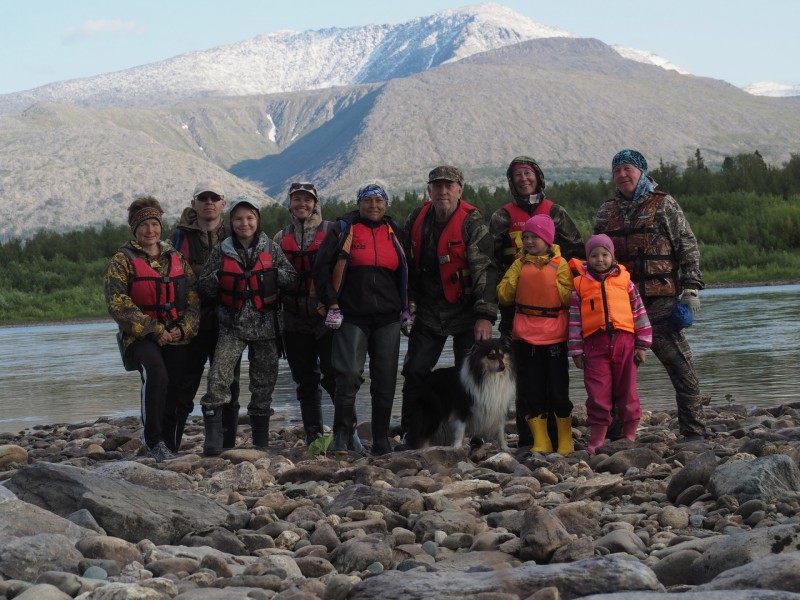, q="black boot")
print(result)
[250,414,270,449]
[370,400,393,456]
[222,403,240,449]
[331,401,355,453]
[299,399,324,446]
[171,411,190,453]
[202,407,224,457]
